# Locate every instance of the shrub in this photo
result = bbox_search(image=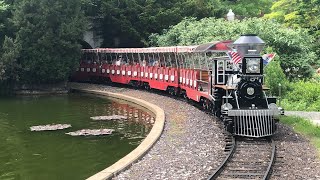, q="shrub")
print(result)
[264,60,289,97]
[282,81,320,111]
